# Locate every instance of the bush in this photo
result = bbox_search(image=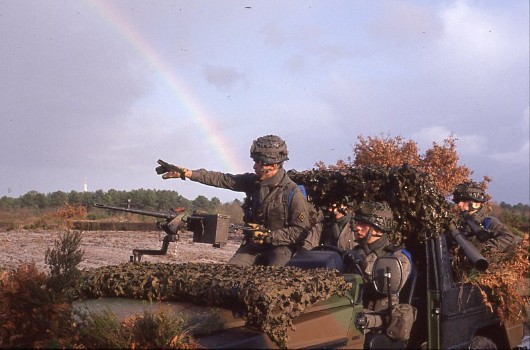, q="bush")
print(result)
[45,231,85,300]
